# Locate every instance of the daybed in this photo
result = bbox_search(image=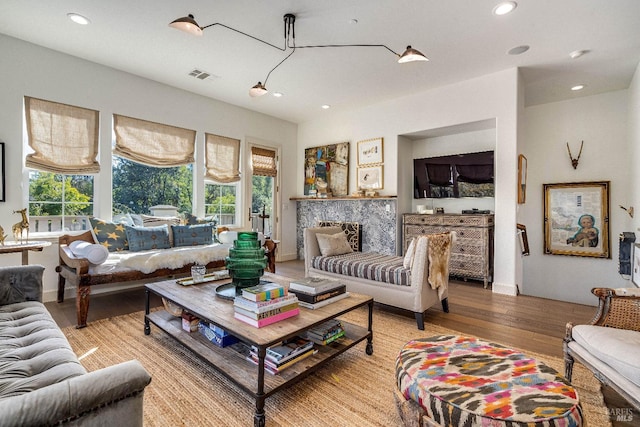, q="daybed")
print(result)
[304,226,452,330]
[0,264,152,427]
[564,287,640,413]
